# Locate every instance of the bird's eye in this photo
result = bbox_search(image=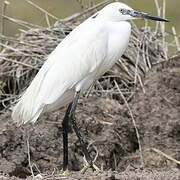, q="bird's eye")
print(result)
[119,9,124,13]
[119,8,127,15]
